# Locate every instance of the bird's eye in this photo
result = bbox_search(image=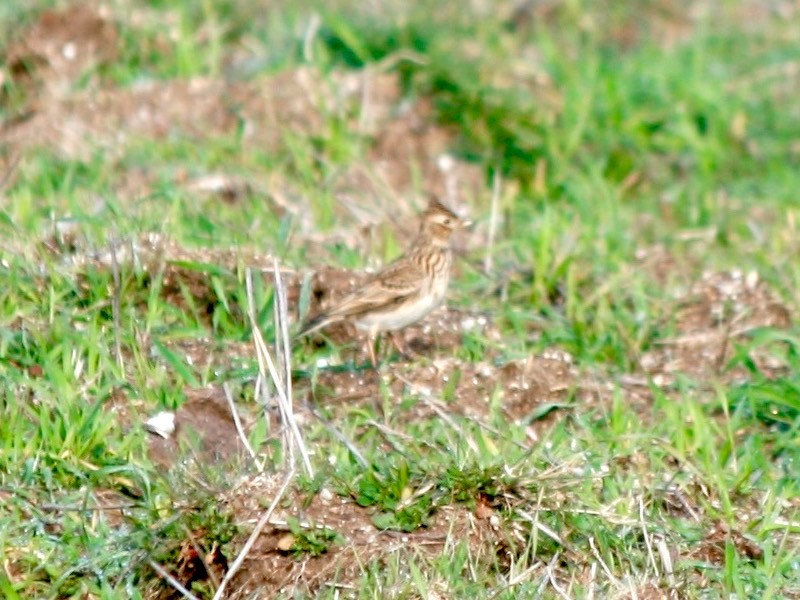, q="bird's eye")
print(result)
[443,218,451,225]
